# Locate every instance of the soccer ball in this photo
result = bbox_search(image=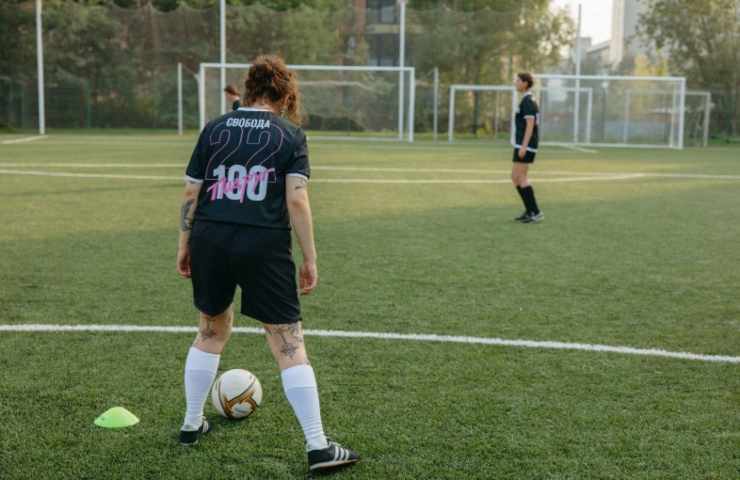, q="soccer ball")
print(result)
[211,369,263,419]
